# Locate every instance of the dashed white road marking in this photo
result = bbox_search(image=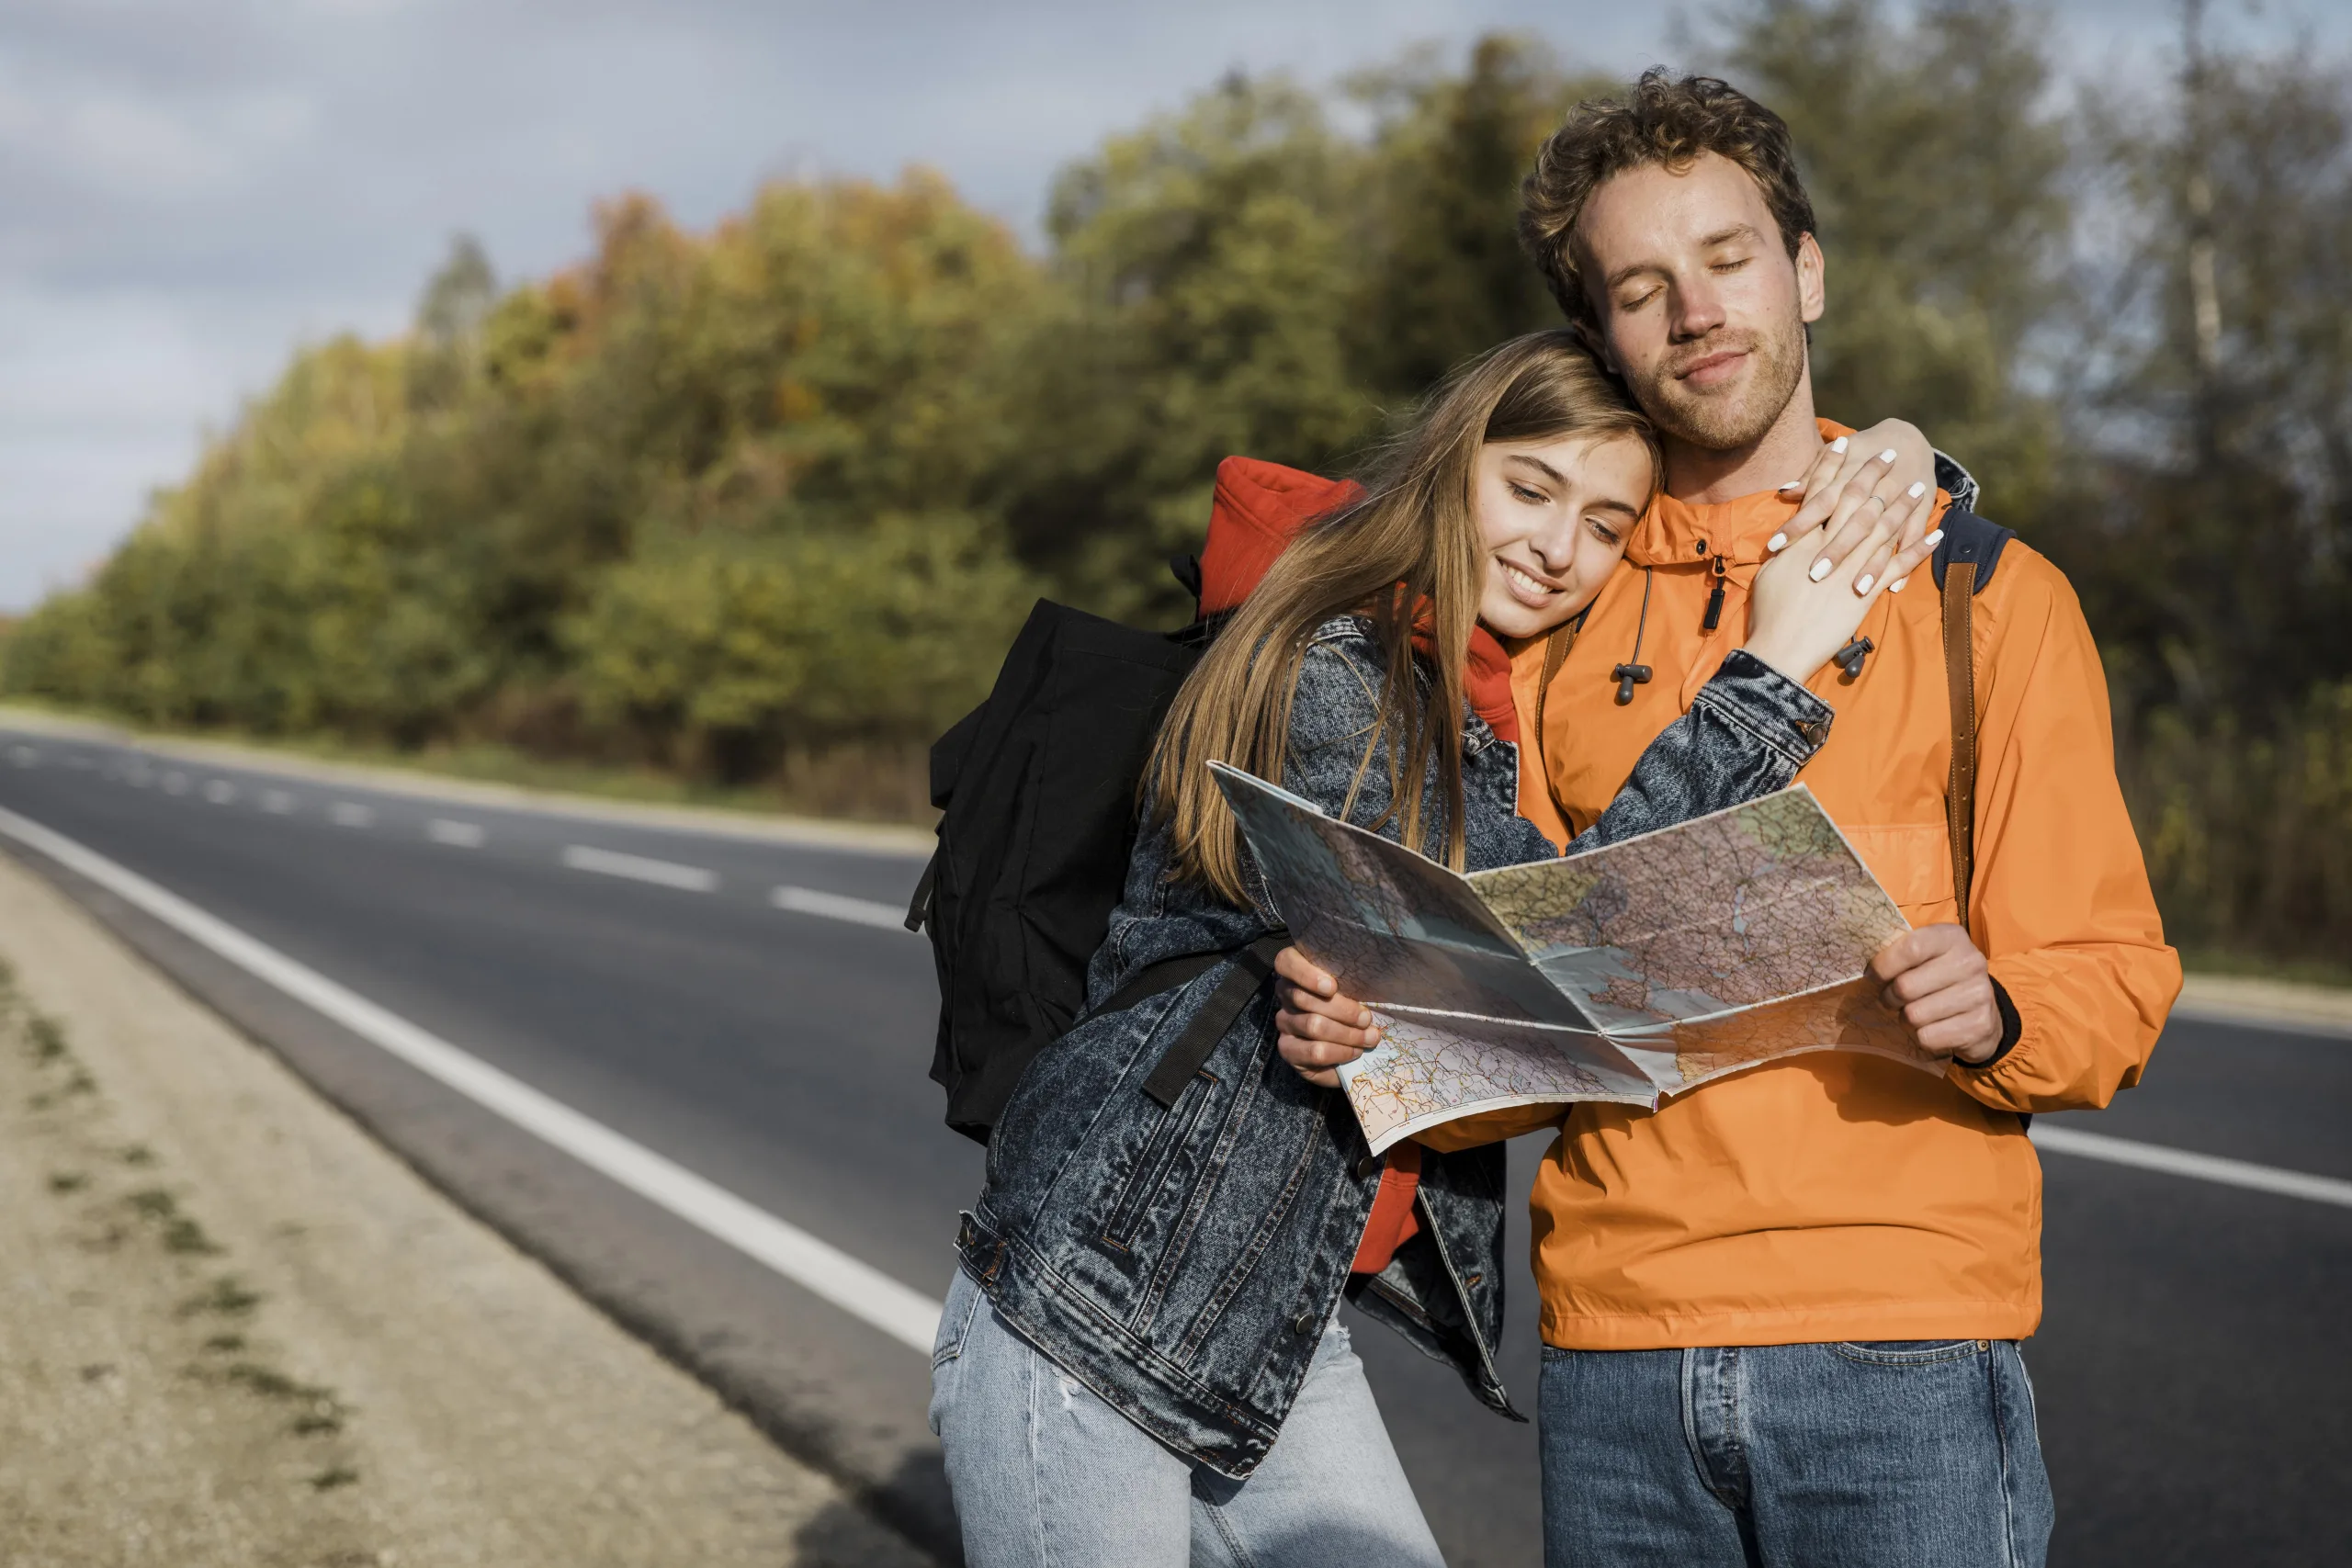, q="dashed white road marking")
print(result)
[8,745,34,767]
[2032,1124,2352,1210]
[770,885,910,931]
[561,844,717,893]
[329,802,376,829]
[261,790,297,814]
[0,804,943,1353]
[163,771,189,795]
[427,818,486,849]
[203,780,236,804]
